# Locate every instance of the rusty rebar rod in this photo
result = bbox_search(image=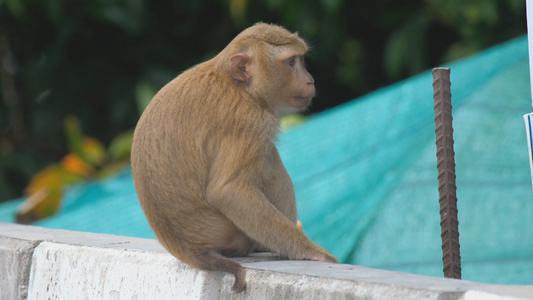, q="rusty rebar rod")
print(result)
[432,67,462,279]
